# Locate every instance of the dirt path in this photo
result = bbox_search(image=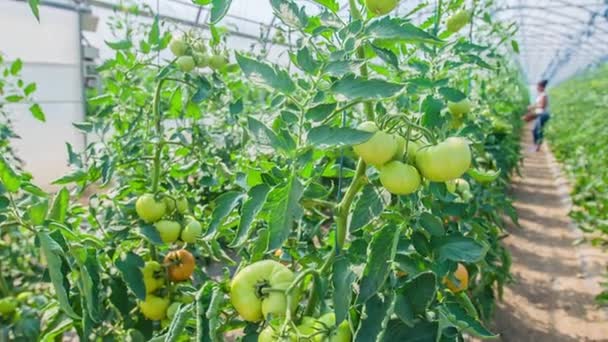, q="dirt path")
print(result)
[490,128,608,341]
